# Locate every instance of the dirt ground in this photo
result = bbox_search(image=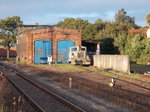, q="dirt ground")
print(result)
[3,61,150,112]
[13,63,150,95]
